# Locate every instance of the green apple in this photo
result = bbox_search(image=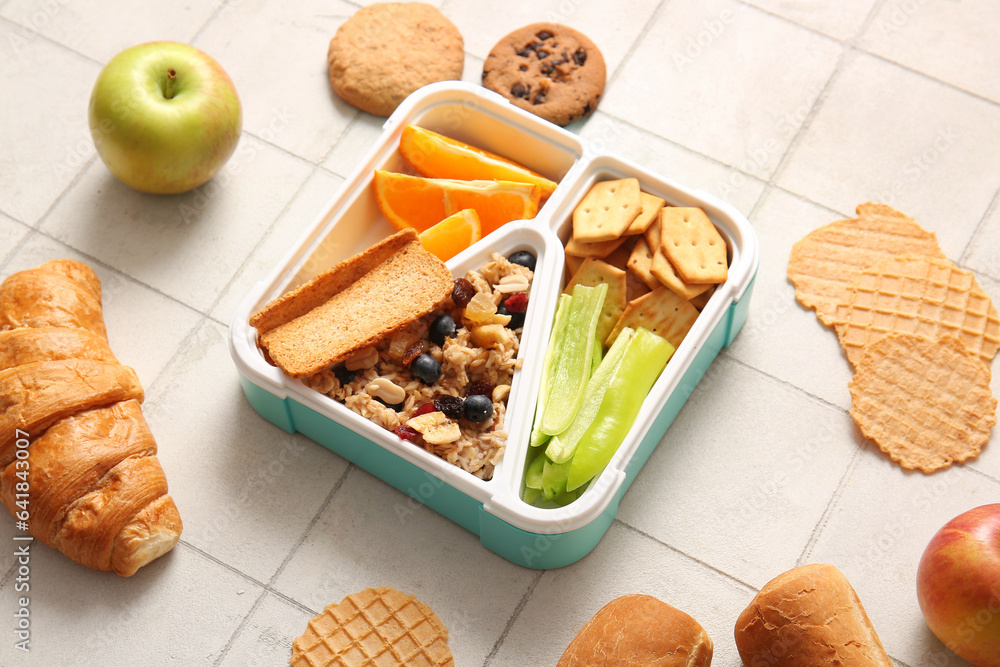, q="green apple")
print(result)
[88,41,242,194]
